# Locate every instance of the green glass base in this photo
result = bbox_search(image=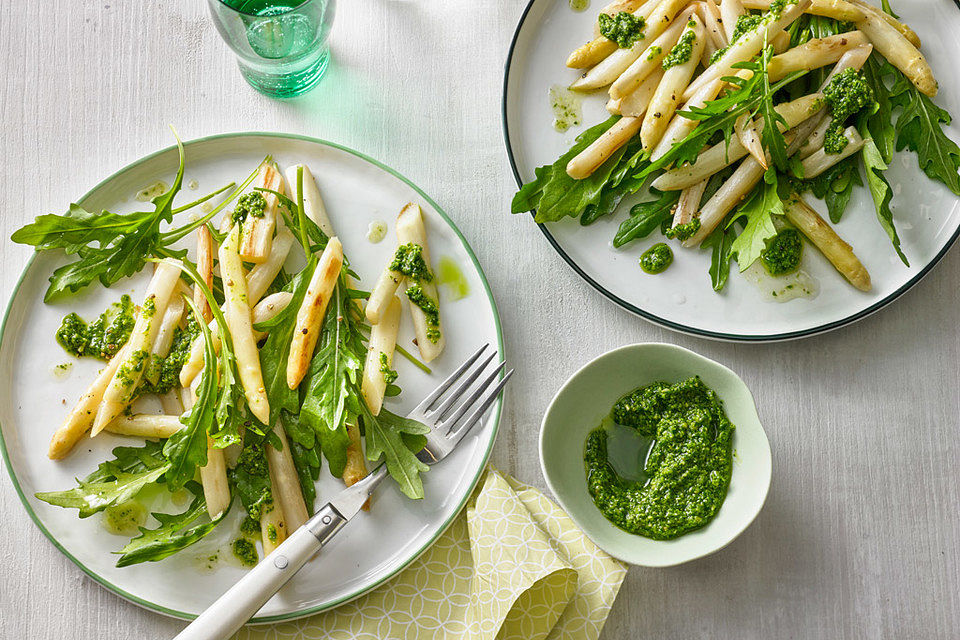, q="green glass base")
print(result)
[238,48,329,98]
